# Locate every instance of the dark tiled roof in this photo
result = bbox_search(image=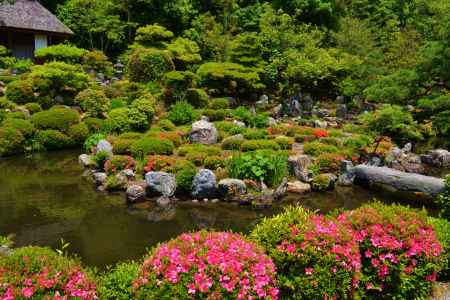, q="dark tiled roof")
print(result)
[0,0,73,35]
